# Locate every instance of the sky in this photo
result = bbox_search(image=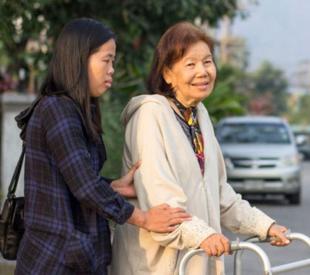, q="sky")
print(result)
[230,0,310,79]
